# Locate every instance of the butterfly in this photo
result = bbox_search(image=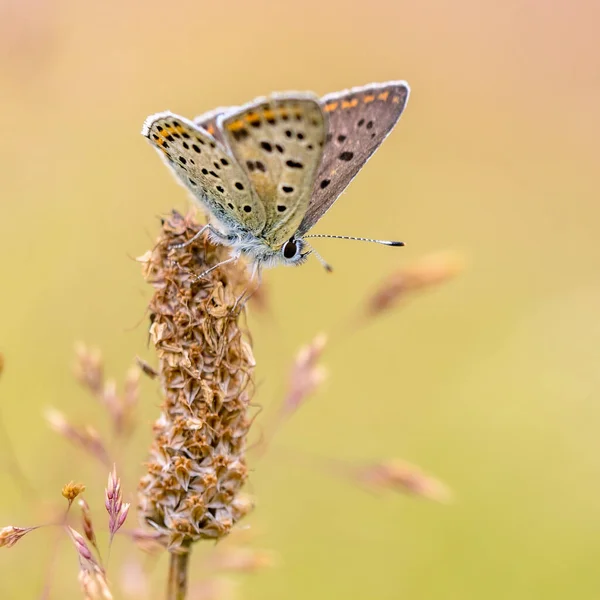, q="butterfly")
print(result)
[142,81,410,274]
